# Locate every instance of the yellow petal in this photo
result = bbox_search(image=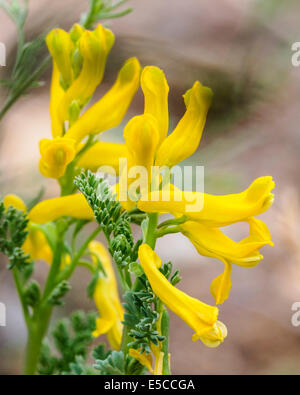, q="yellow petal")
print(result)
[66,57,141,142]
[55,25,115,129]
[155,81,213,167]
[210,261,232,305]
[46,28,74,89]
[138,177,275,227]
[49,62,66,137]
[89,241,118,290]
[22,228,53,264]
[39,137,76,179]
[124,114,160,173]
[90,241,123,350]
[28,194,94,224]
[195,320,228,347]
[180,217,273,266]
[141,66,169,144]
[138,244,225,345]
[77,142,127,175]
[129,349,154,374]
[3,194,27,211]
